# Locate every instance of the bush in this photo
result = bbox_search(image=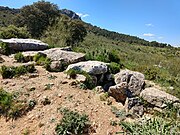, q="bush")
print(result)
[108,62,120,74]
[66,69,96,89]
[0,65,36,79]
[56,108,89,135]
[144,67,158,80]
[0,88,30,120]
[0,25,30,39]
[33,53,51,71]
[108,50,120,63]
[0,42,10,55]
[14,52,25,63]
